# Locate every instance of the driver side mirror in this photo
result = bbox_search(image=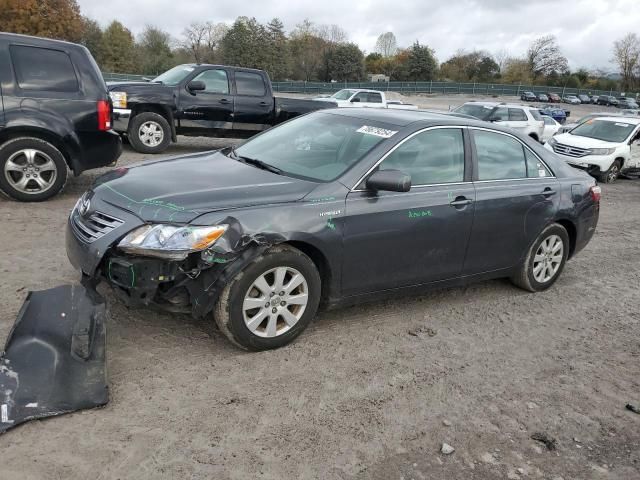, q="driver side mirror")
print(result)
[187,80,206,93]
[488,116,501,122]
[350,97,361,103]
[366,170,411,193]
